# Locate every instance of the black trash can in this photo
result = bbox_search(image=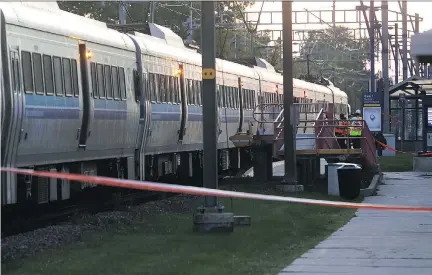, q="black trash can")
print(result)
[337,163,362,200]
